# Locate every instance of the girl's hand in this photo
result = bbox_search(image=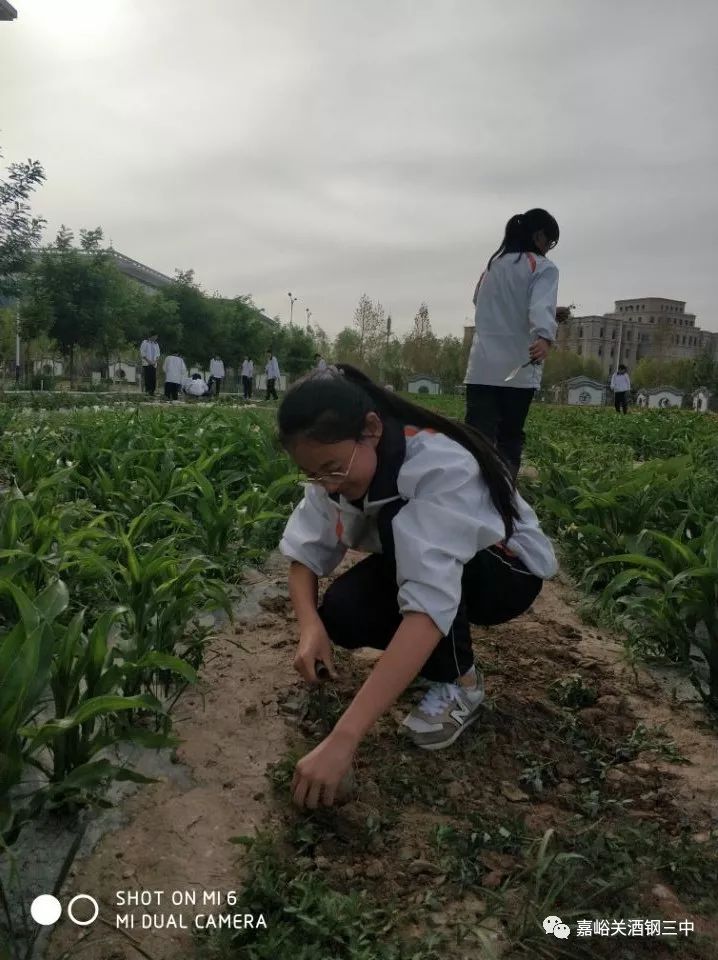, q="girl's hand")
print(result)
[294,620,337,683]
[291,730,356,808]
[529,337,551,362]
